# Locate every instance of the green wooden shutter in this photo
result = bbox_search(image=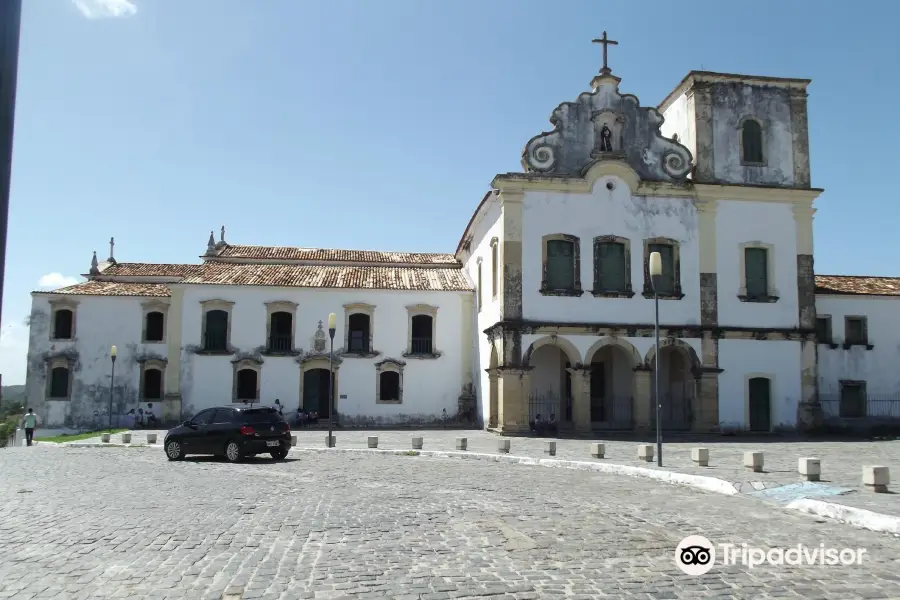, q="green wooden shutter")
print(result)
[598,243,626,292]
[745,248,768,297]
[547,240,575,290]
